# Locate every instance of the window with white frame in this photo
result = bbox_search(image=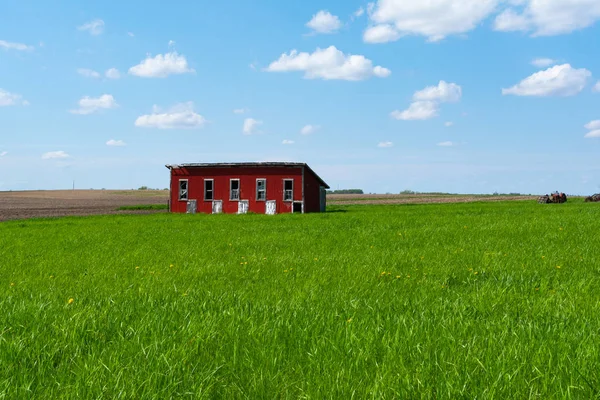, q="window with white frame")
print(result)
[283,179,293,202]
[256,179,266,201]
[230,179,240,201]
[179,180,188,201]
[204,179,214,201]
